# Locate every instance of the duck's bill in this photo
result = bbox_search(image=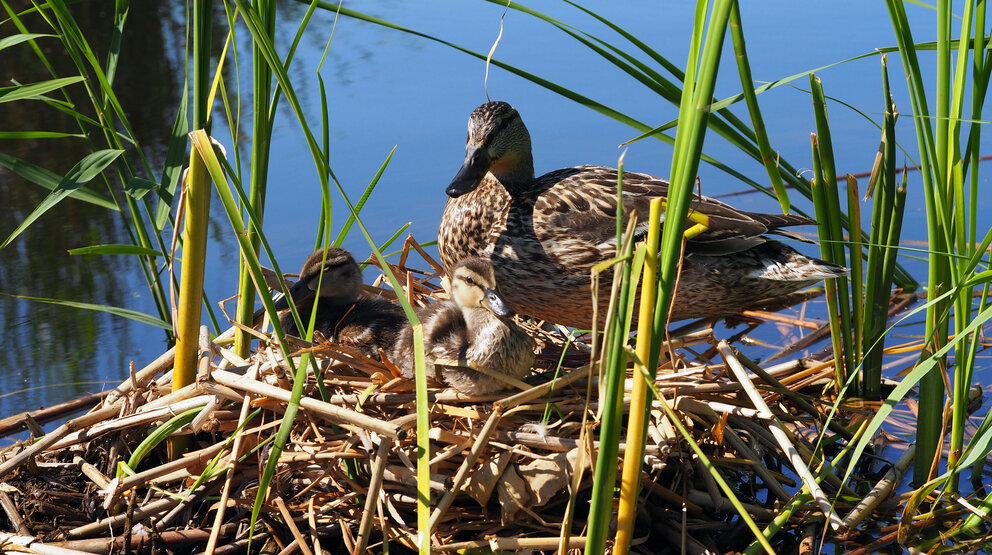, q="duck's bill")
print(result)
[484,288,516,317]
[273,278,316,311]
[446,146,489,198]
